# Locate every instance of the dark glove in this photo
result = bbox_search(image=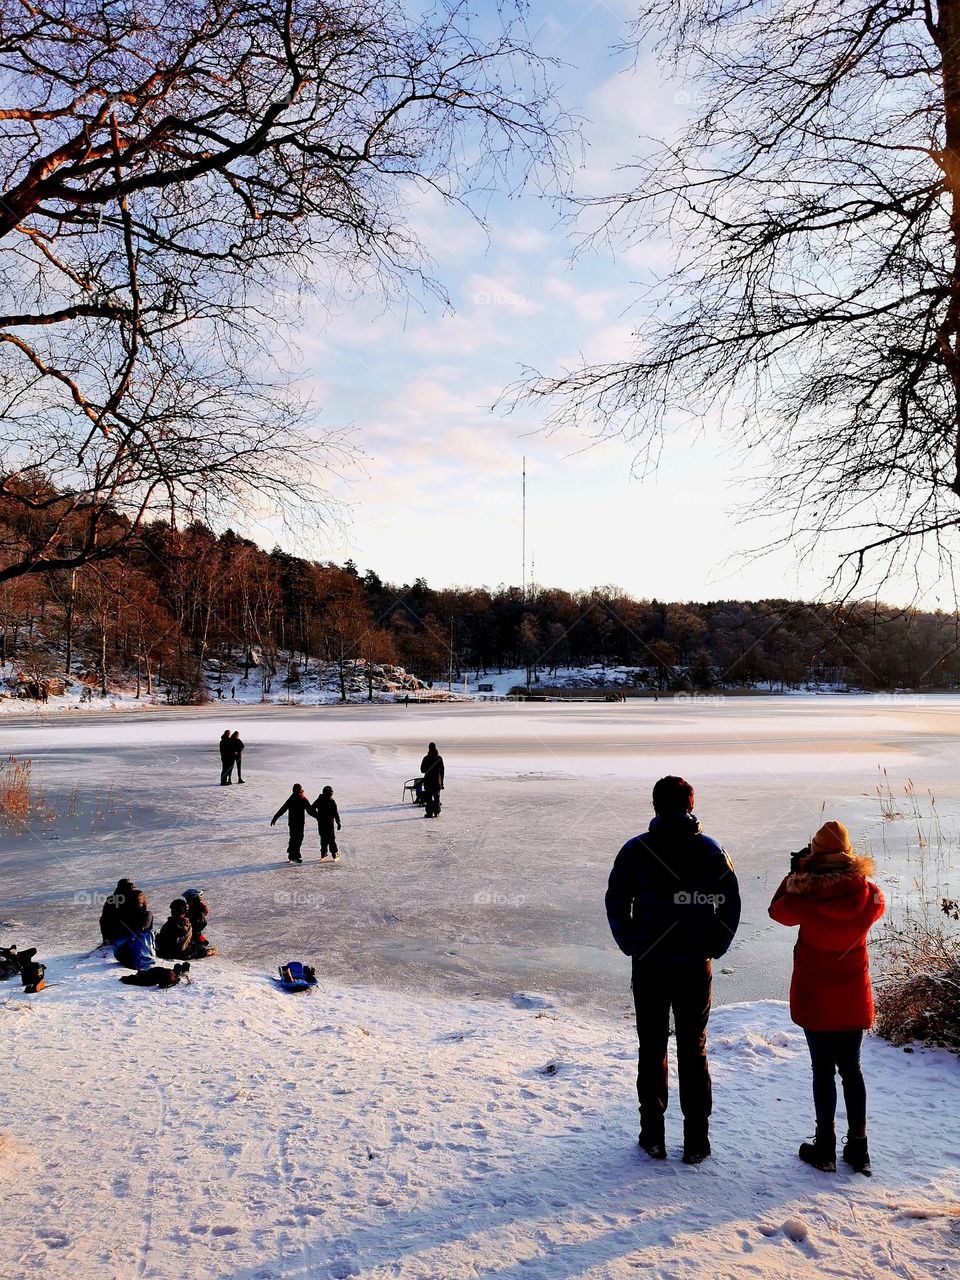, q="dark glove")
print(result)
[789,846,810,873]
